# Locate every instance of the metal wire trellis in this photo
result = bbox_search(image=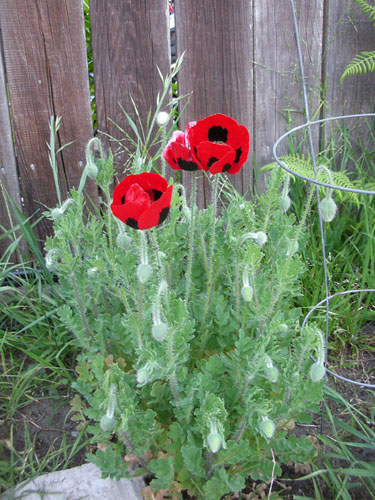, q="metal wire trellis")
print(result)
[272,0,375,389]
